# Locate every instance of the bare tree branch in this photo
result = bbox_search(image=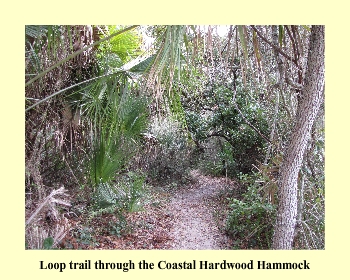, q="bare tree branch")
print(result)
[250,25,302,71]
